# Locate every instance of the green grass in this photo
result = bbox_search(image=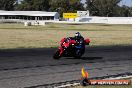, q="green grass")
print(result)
[0,23,132,49]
